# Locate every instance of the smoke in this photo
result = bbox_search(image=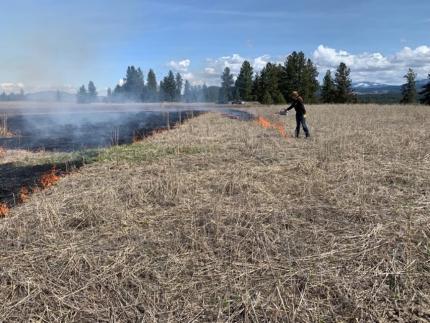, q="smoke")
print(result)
[0,105,253,152]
